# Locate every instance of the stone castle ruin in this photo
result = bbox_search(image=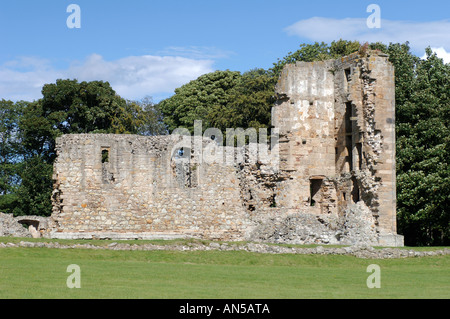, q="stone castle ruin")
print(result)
[39,51,403,246]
